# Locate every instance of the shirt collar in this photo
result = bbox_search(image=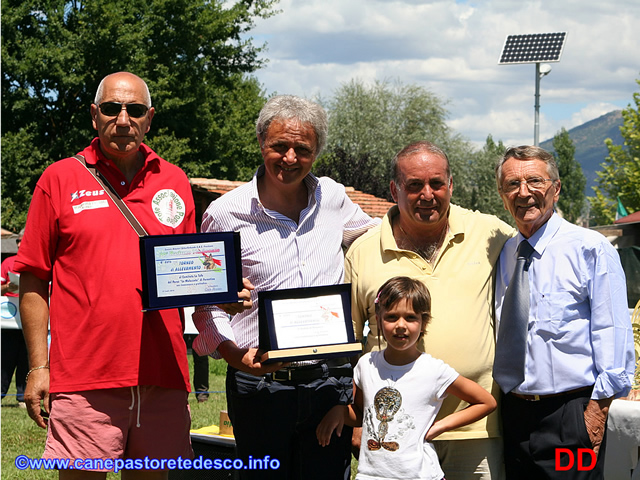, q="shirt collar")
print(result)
[380,206,399,252]
[446,204,465,238]
[380,204,461,253]
[516,212,562,257]
[85,138,158,169]
[249,165,320,215]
